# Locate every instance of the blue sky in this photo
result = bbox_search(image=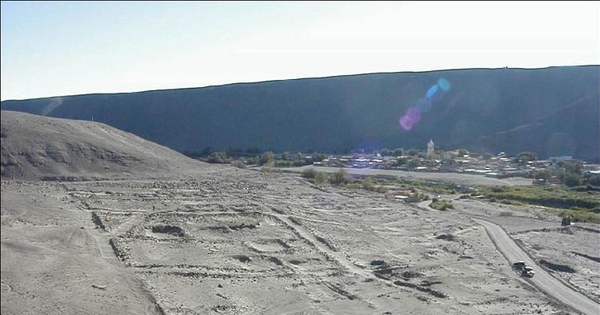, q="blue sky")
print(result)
[1,1,598,101]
